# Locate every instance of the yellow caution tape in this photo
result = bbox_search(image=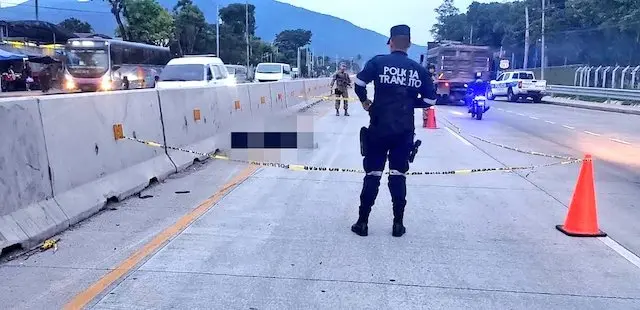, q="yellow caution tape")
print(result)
[300,95,361,102]
[441,117,580,161]
[124,136,581,176]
